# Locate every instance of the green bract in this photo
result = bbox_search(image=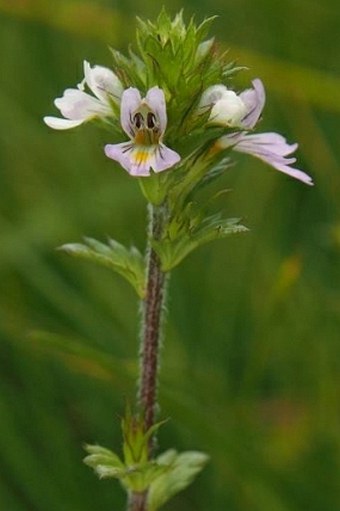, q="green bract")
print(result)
[111,9,242,157]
